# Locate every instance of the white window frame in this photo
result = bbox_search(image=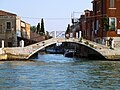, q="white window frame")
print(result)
[109,17,117,30]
